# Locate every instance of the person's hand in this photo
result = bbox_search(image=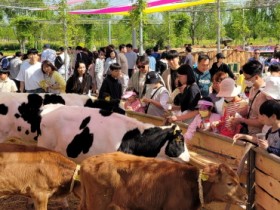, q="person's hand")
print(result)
[258,139,269,149]
[210,121,220,132]
[231,117,243,127]
[126,106,133,111]
[141,97,150,103]
[233,133,248,141]
[168,115,178,123]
